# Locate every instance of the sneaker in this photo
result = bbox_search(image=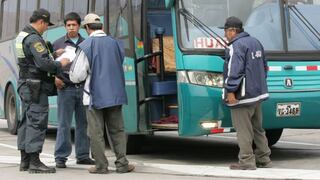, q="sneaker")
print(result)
[116,164,135,173]
[257,161,272,168]
[88,166,109,174]
[56,162,66,168]
[229,163,256,170]
[76,158,95,165]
